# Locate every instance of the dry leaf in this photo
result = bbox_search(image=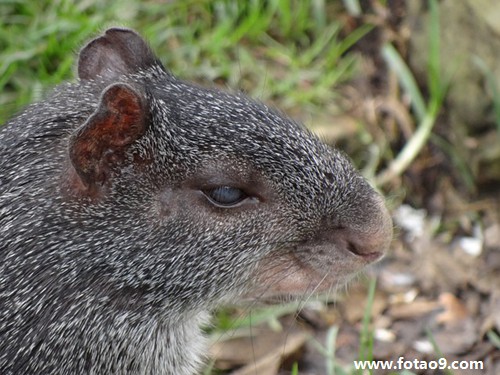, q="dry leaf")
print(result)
[436,292,469,324]
[211,328,308,374]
